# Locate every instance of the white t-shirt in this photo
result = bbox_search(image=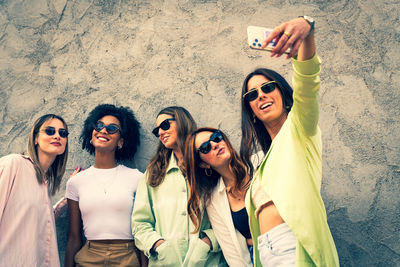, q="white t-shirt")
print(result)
[65,165,142,240]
